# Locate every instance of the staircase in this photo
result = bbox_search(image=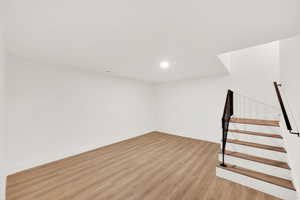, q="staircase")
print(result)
[216,87,298,200]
